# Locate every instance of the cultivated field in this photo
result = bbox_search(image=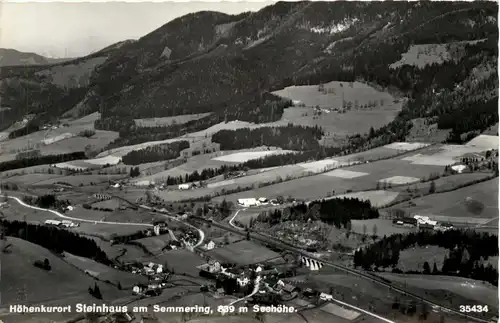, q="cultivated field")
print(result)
[387,178,499,221]
[204,240,282,266]
[63,252,148,288]
[133,113,212,127]
[272,81,404,136]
